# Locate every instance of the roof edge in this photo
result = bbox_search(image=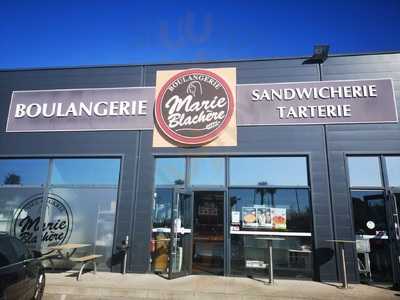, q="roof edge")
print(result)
[0,50,399,73]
